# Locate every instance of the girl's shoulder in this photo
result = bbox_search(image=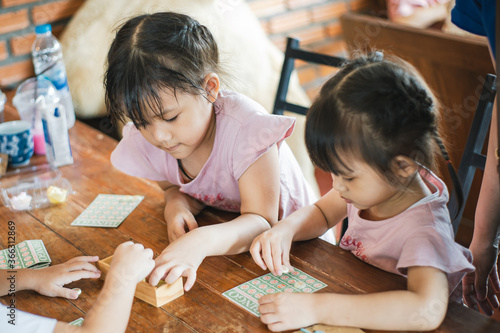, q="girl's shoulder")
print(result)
[216,90,295,130]
[216,90,268,119]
